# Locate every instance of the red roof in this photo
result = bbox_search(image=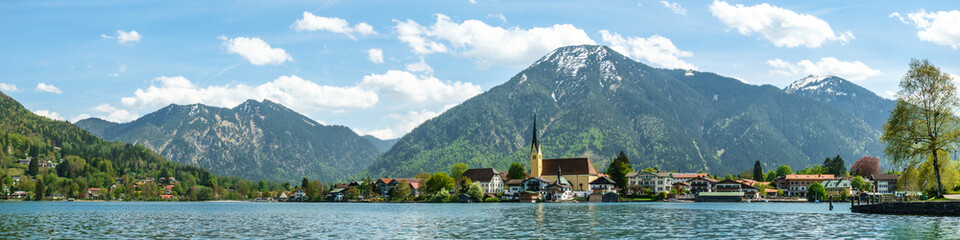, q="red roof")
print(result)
[541,158,598,175]
[409,182,420,190]
[673,173,708,179]
[378,178,393,184]
[783,174,835,180]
